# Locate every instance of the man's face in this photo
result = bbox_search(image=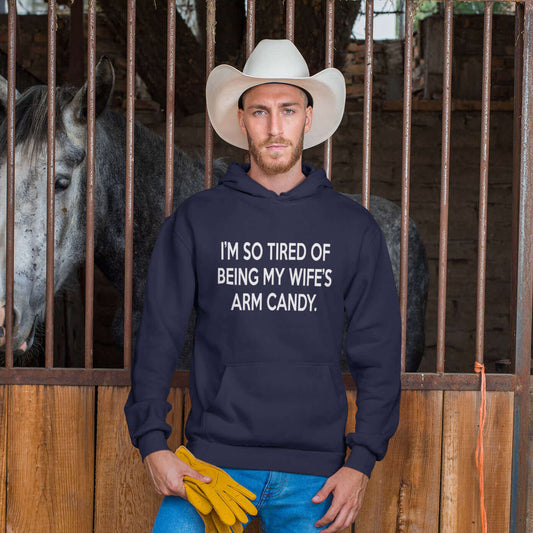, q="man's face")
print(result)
[238,83,313,176]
